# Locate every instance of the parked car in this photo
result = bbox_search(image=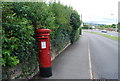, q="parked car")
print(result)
[101,30,107,33]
